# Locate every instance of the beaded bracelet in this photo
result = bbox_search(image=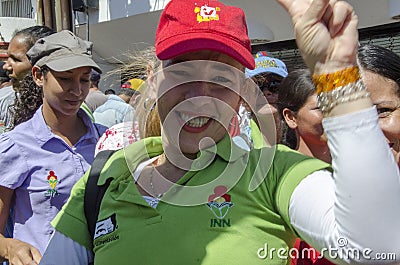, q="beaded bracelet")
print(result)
[313,66,370,114]
[317,79,370,114]
[313,66,360,94]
